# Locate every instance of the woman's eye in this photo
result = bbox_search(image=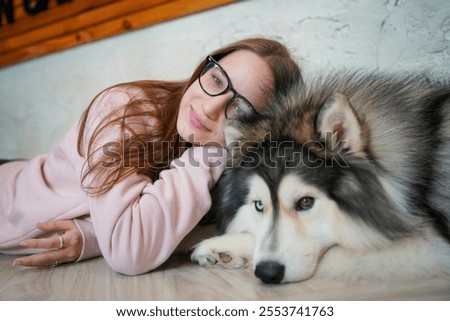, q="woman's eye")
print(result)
[208,70,227,91]
[254,200,264,213]
[296,197,315,211]
[231,104,244,115]
[212,75,223,87]
[227,98,253,119]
